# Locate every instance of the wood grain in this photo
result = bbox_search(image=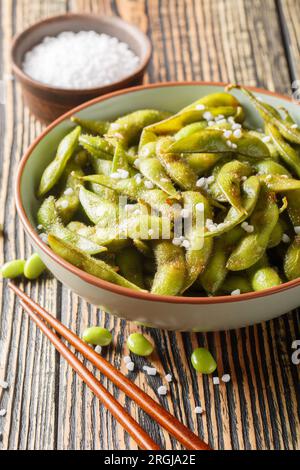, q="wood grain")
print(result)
[0,0,299,450]
[279,0,300,83]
